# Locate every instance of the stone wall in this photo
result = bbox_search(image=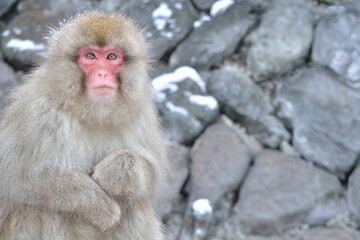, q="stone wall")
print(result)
[1,0,360,239]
